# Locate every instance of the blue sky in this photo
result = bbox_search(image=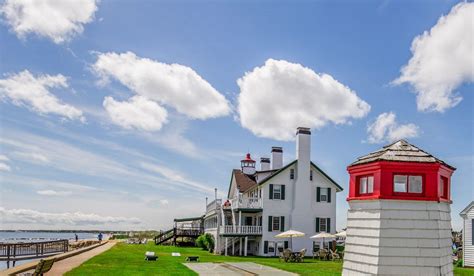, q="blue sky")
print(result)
[0,0,472,231]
